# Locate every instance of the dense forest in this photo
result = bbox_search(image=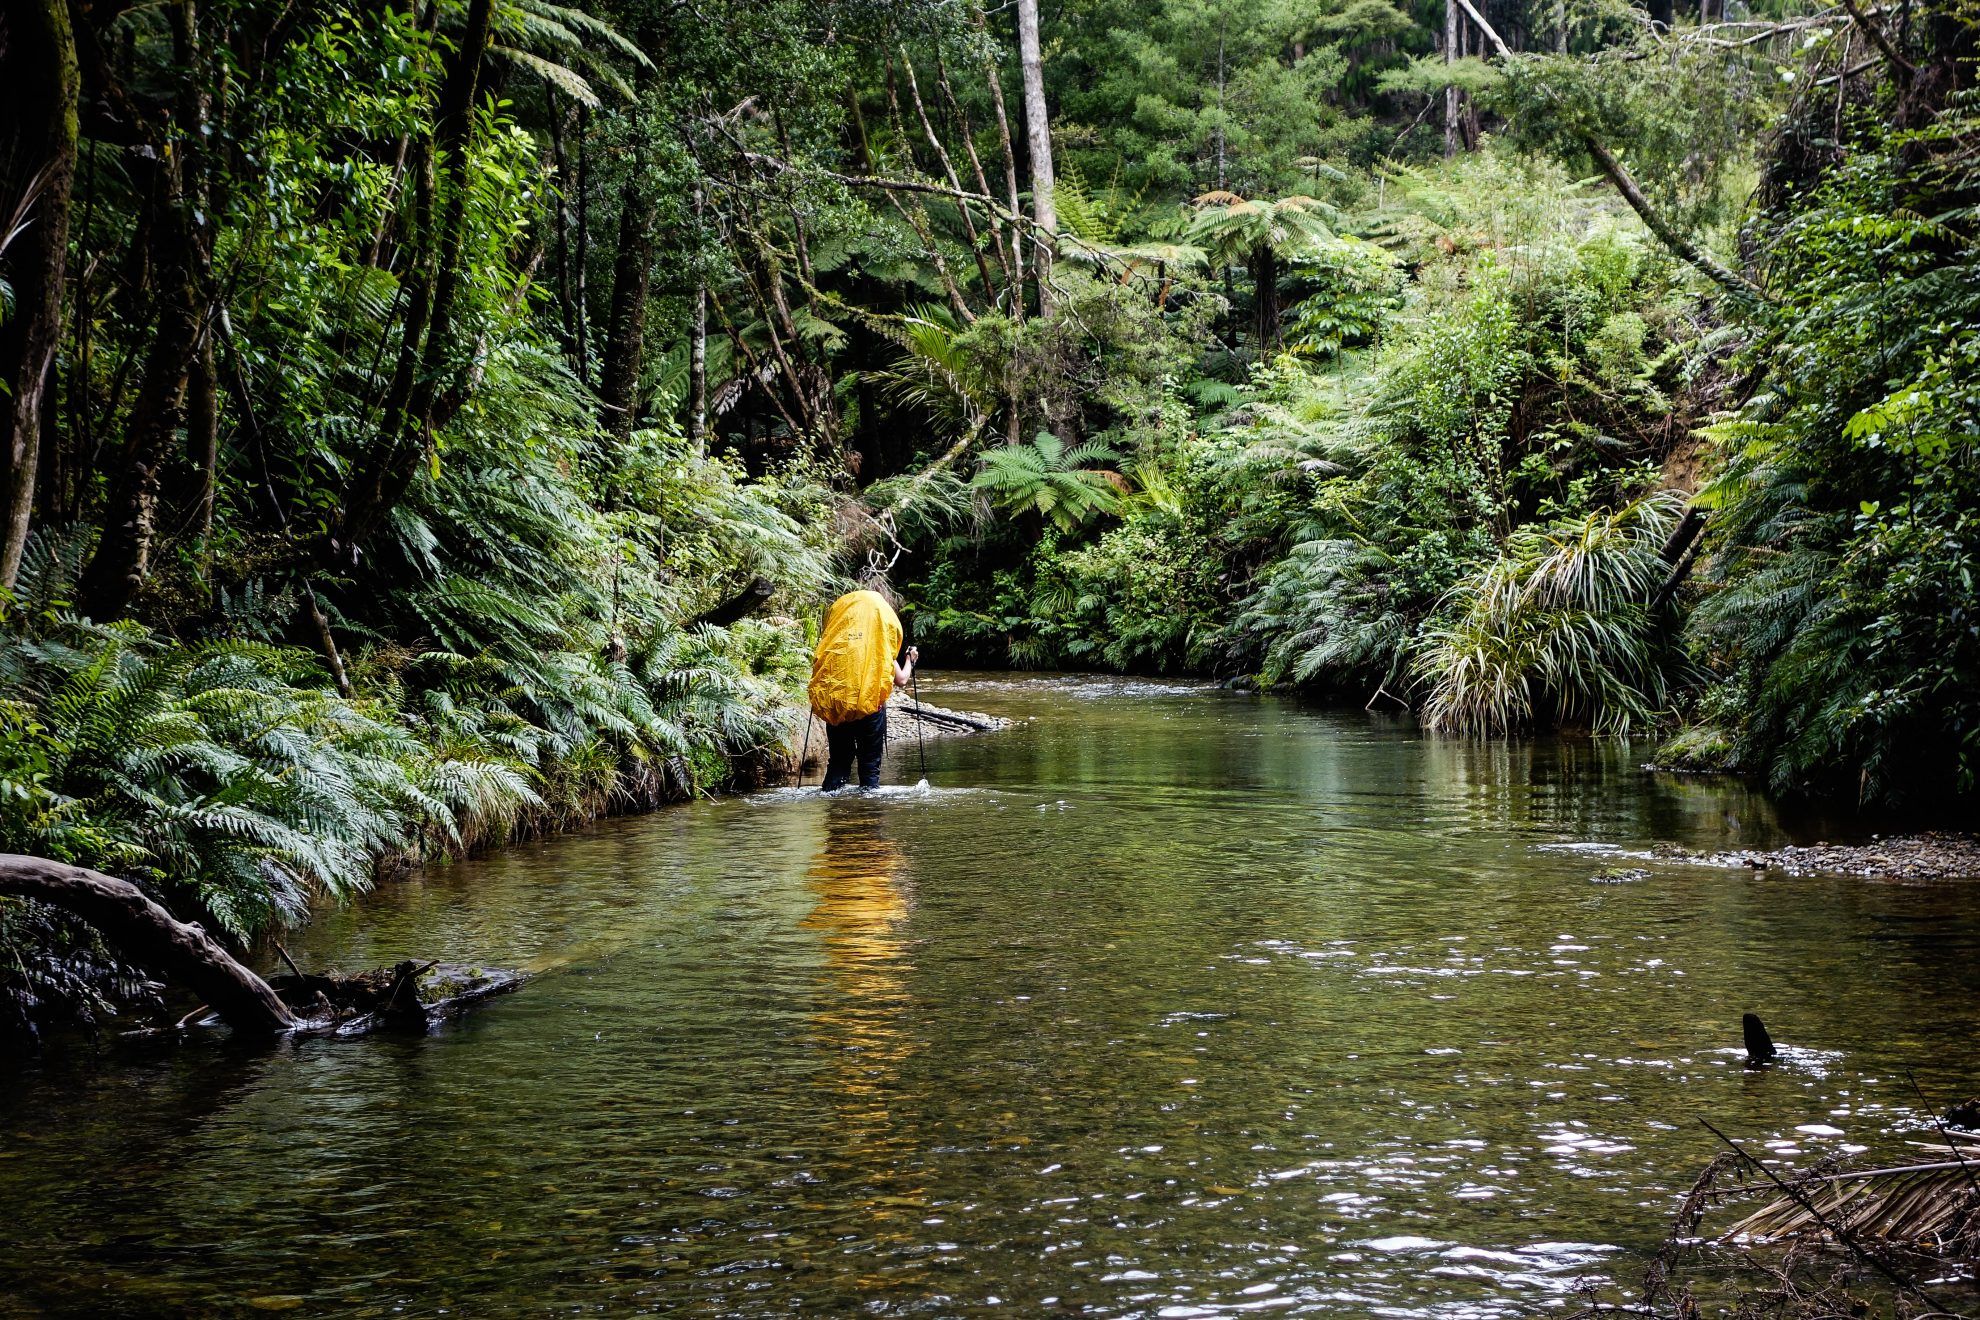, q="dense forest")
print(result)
[0,0,1975,1038]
